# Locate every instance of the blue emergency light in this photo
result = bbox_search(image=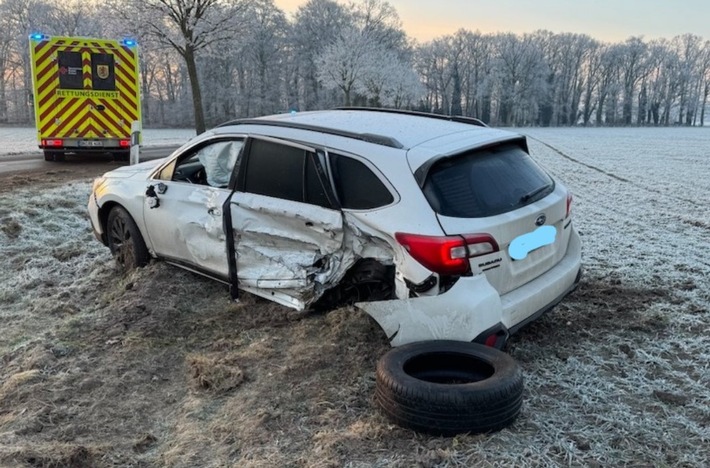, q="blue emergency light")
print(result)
[30,33,47,41]
[121,38,137,47]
